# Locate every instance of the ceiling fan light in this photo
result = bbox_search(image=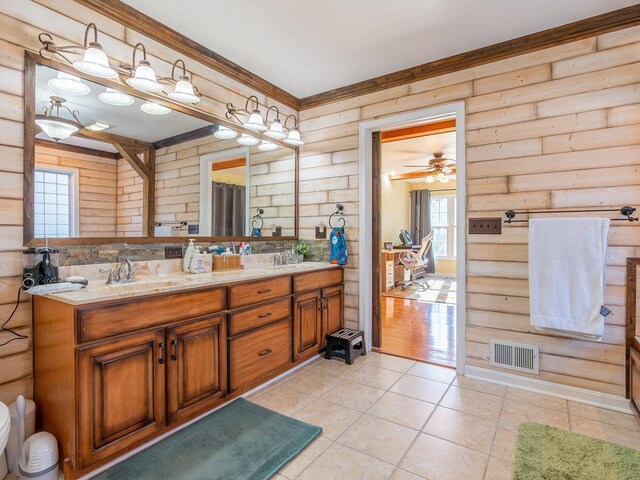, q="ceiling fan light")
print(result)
[243,109,267,132]
[48,71,90,96]
[73,43,118,79]
[168,76,200,104]
[126,60,163,92]
[140,101,171,115]
[258,140,279,152]
[283,128,303,146]
[442,166,453,174]
[264,119,286,139]
[425,176,435,183]
[237,133,260,146]
[98,87,134,106]
[213,125,239,140]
